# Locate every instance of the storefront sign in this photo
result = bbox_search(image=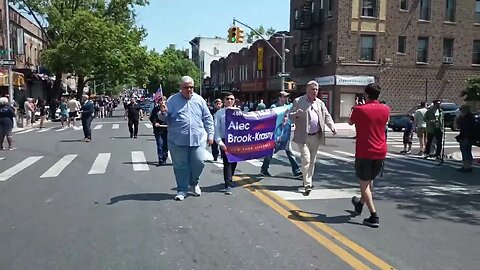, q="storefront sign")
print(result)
[241,80,266,92]
[257,47,264,71]
[316,76,335,86]
[336,75,375,86]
